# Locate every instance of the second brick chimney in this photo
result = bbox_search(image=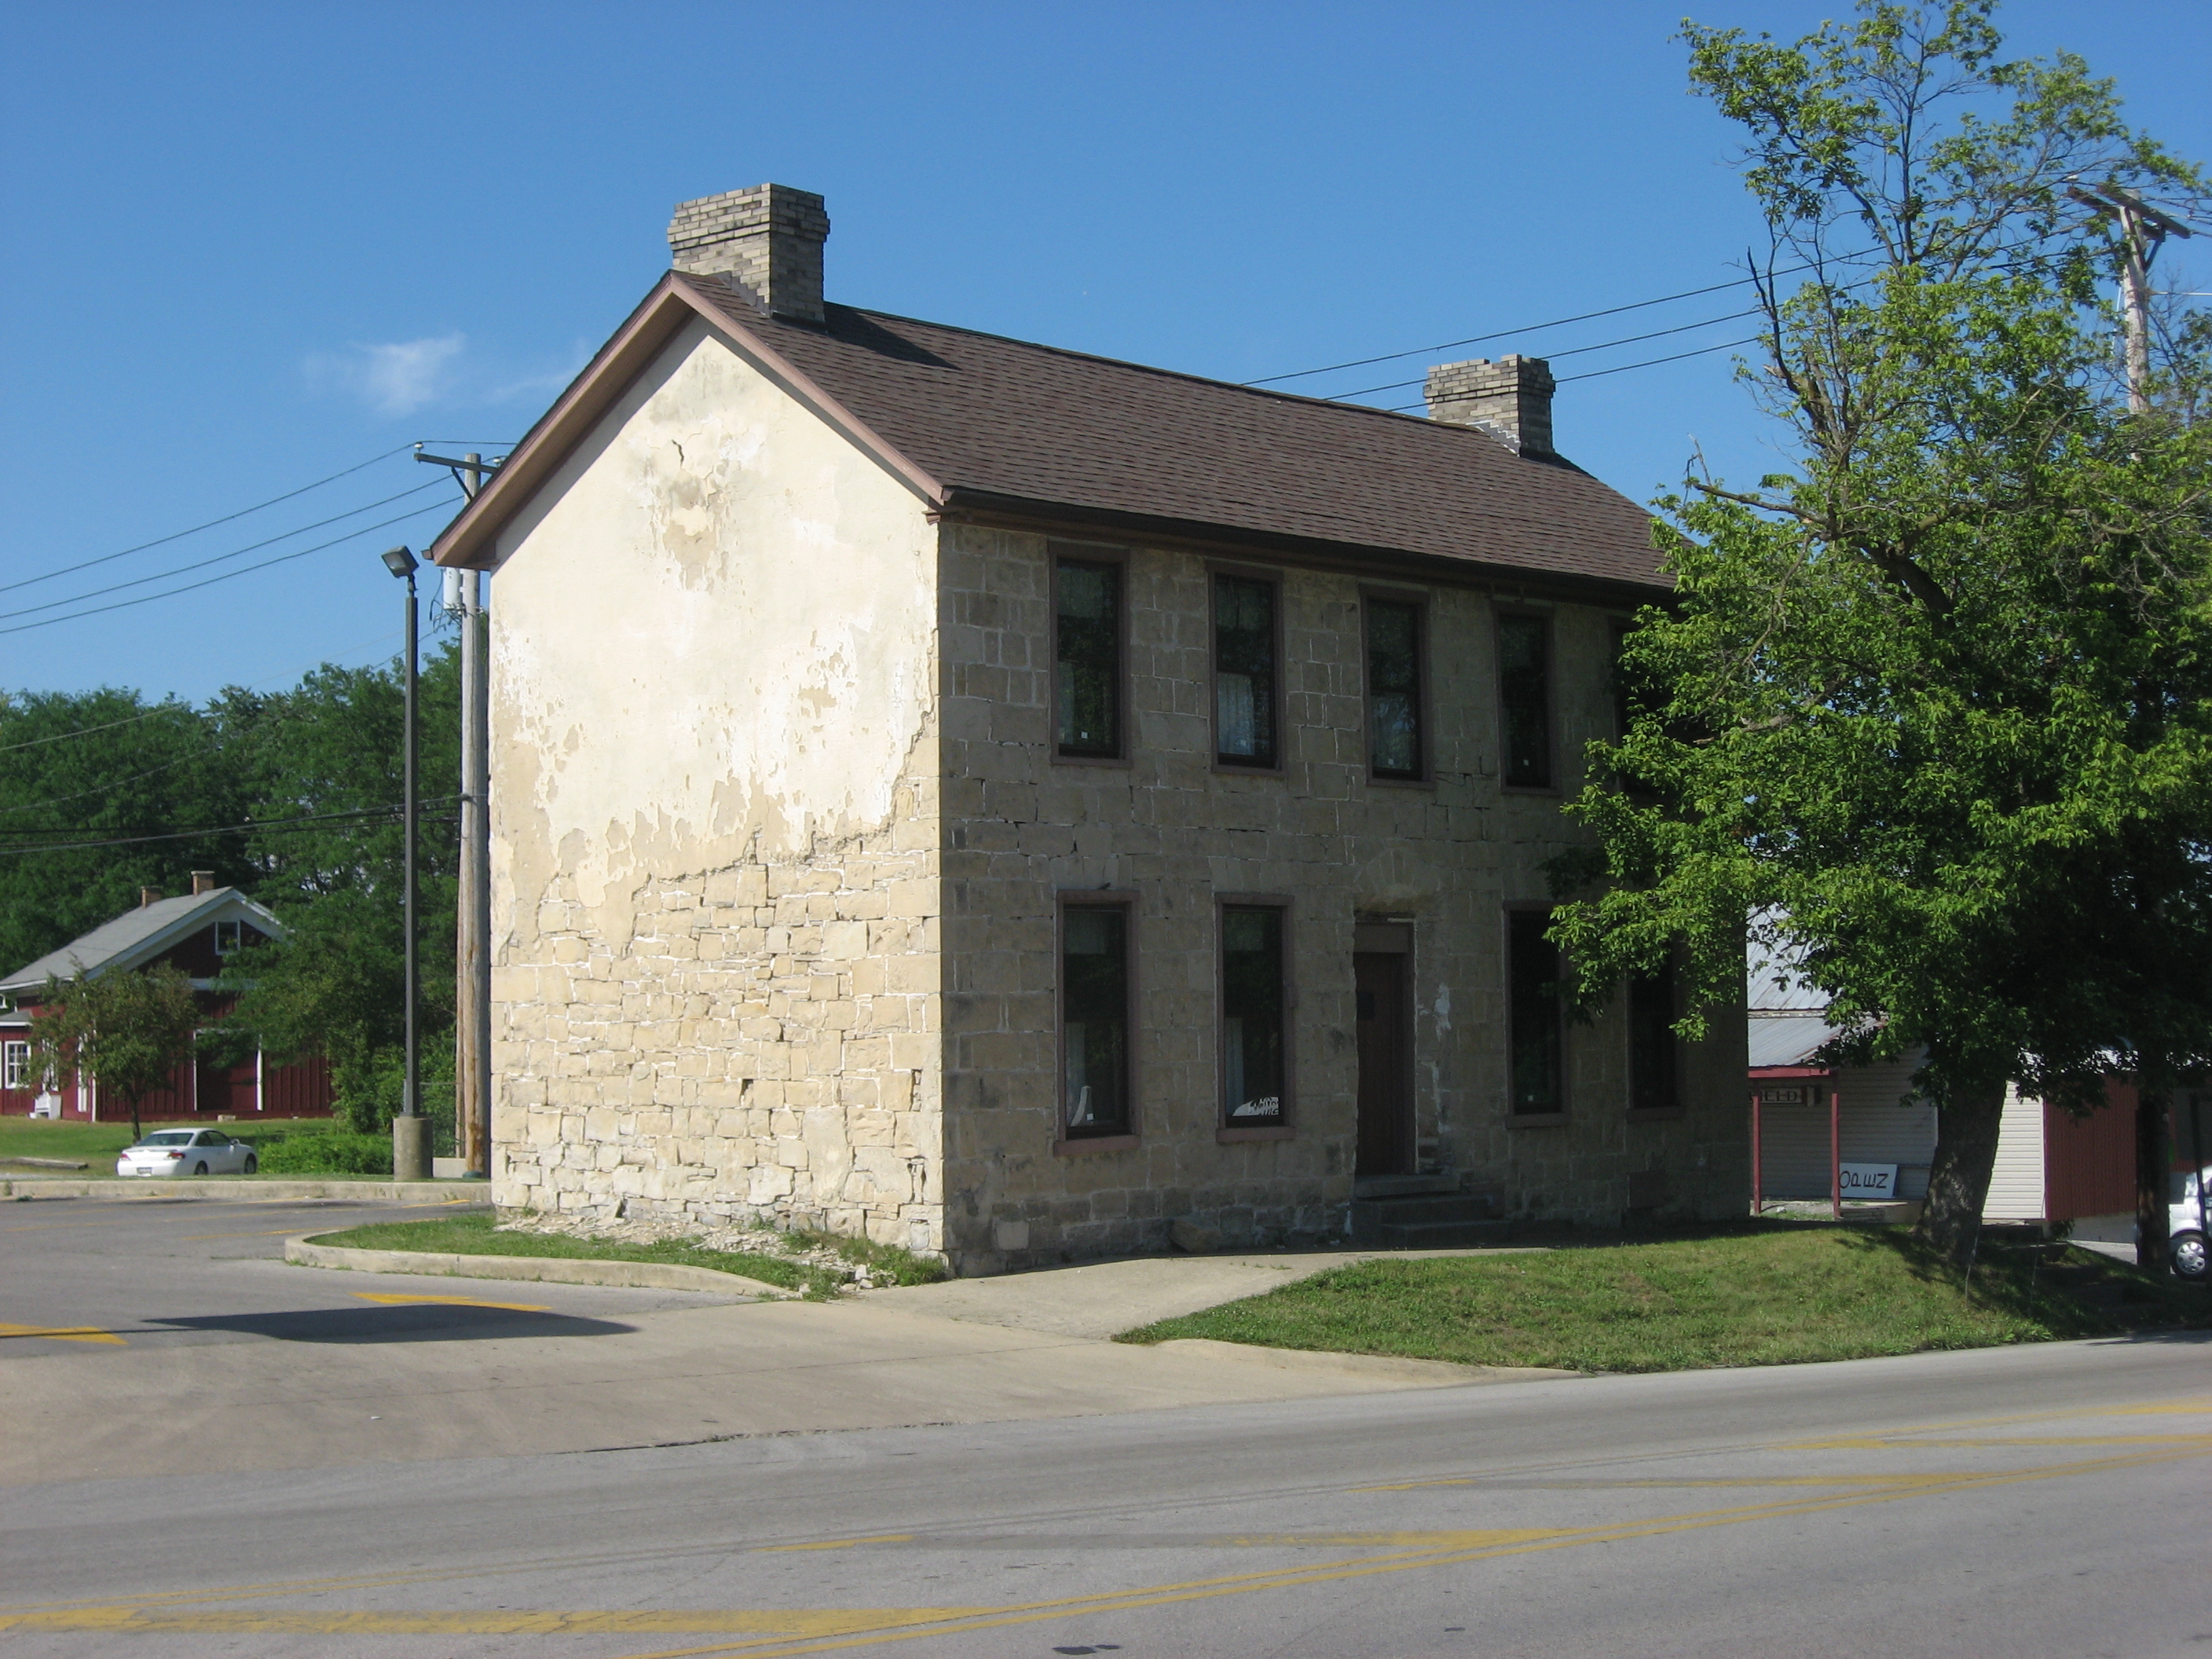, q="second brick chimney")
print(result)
[191,870,216,895]
[1423,355,1556,456]
[667,184,830,324]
